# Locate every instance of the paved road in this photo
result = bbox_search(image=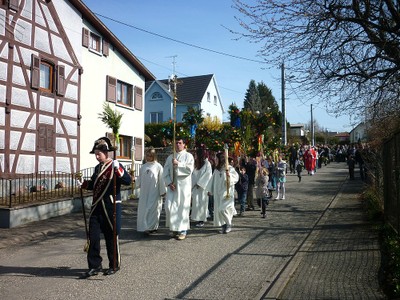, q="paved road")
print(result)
[0,162,386,300]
